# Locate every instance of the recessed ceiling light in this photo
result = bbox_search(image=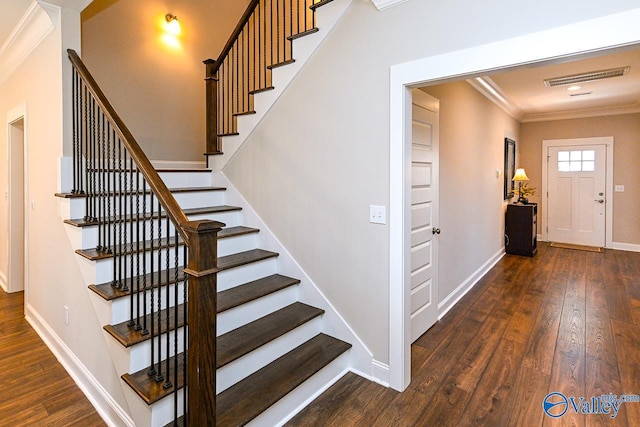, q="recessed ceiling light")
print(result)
[567,85,582,91]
